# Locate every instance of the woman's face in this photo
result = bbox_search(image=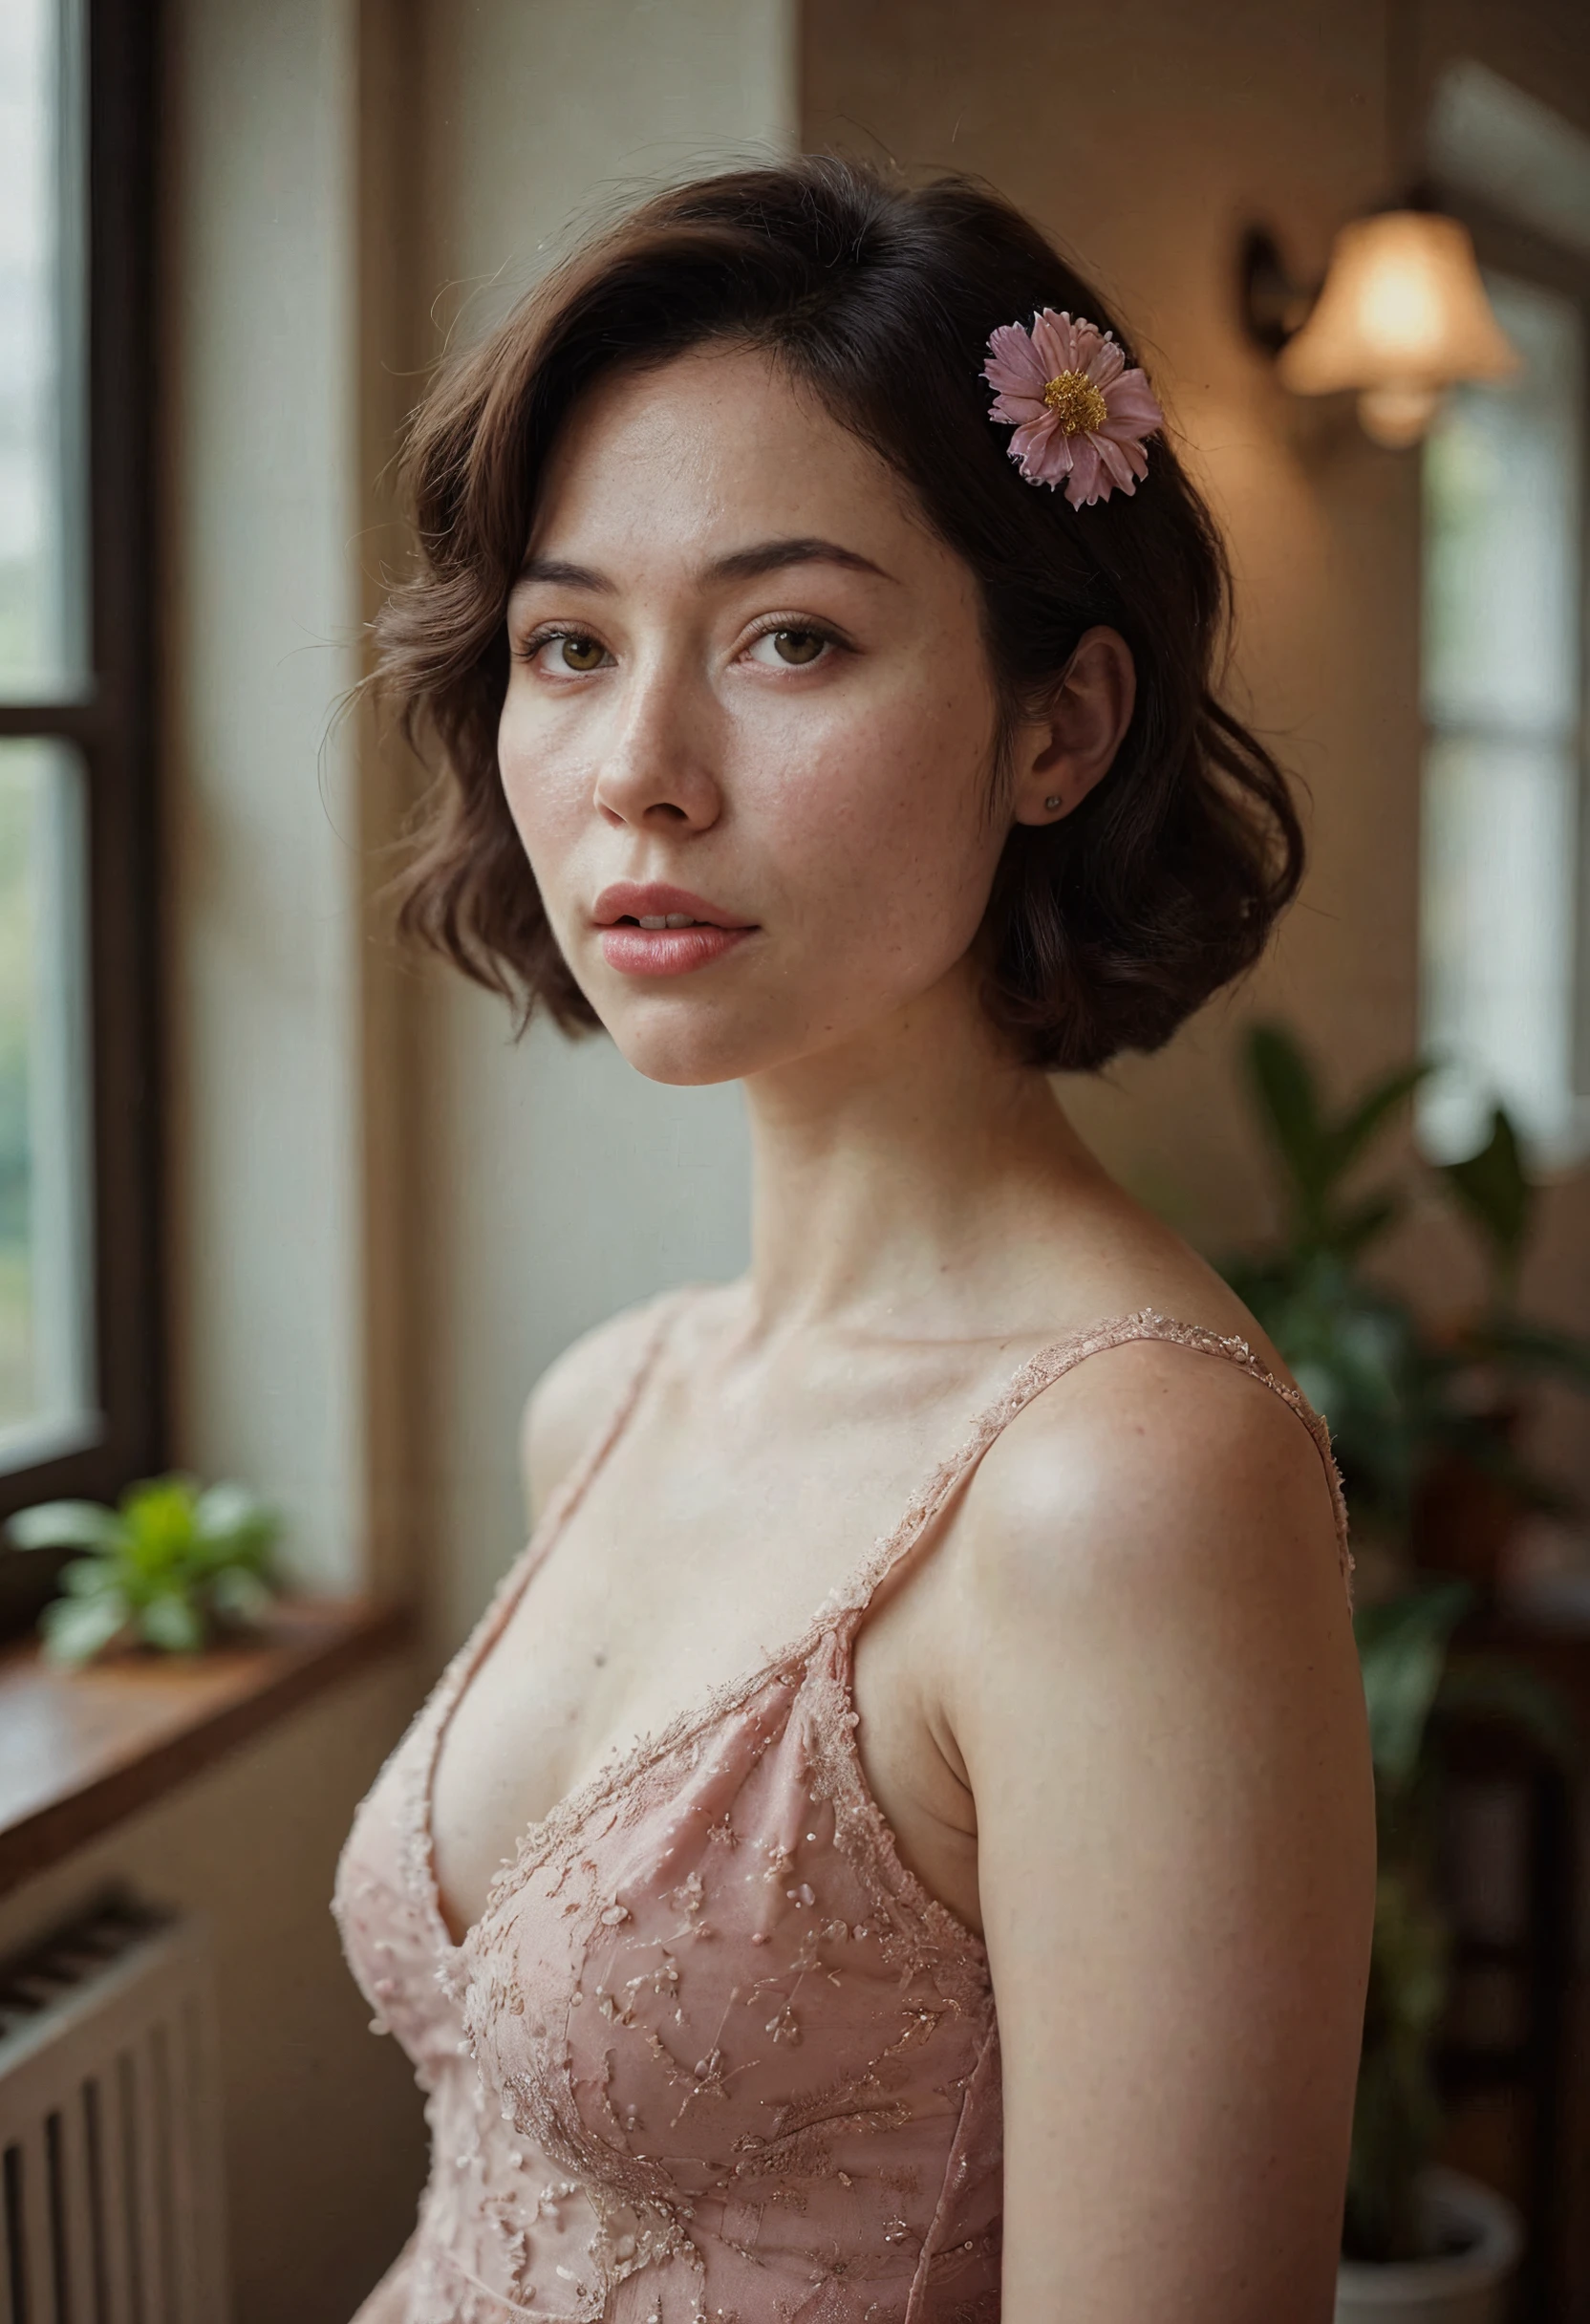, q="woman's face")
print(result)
[499,345,1015,1087]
